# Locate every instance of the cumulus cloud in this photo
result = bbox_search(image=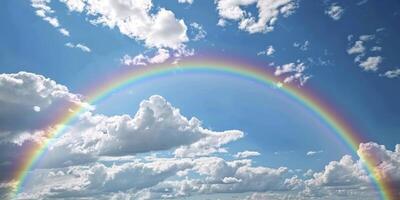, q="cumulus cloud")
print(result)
[0,71,93,183]
[31,94,244,169]
[0,71,89,134]
[18,158,194,199]
[306,155,369,187]
[358,142,400,187]
[215,0,298,34]
[325,3,344,20]
[60,0,188,50]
